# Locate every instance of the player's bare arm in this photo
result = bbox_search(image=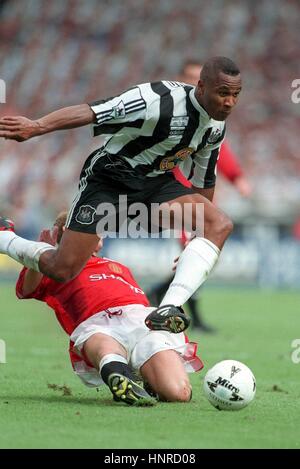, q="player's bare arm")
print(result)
[20,269,43,297]
[0,104,95,142]
[20,227,58,295]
